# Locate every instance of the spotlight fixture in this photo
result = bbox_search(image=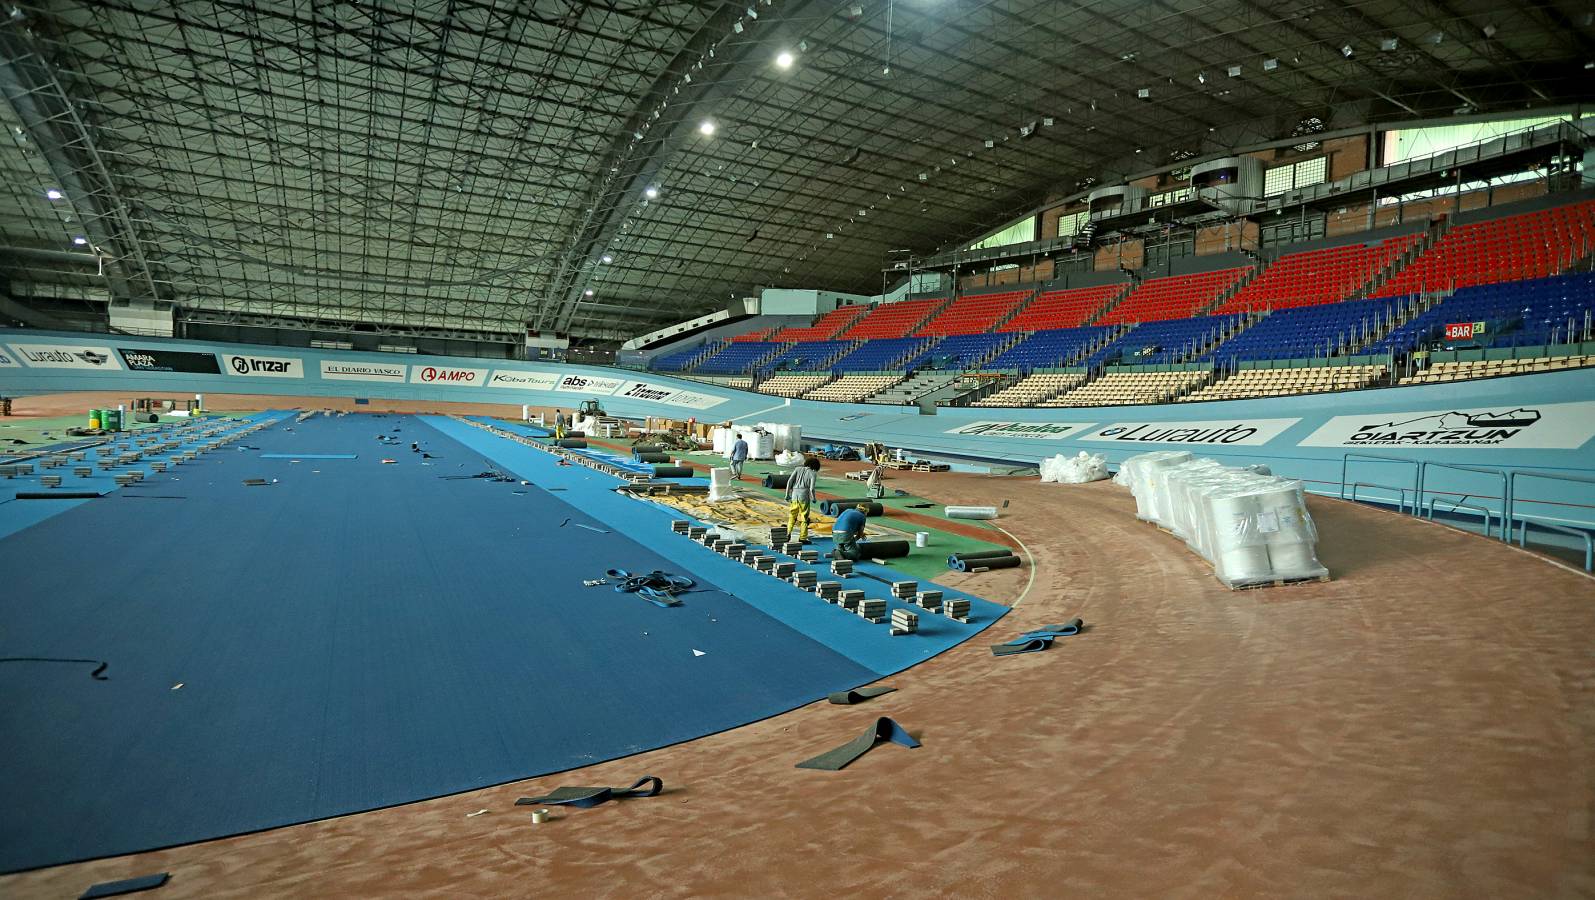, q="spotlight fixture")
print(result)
[918,172,928,181]
[72,235,87,245]
[44,188,63,200]
[600,254,613,264]
[1042,116,1054,126]
[1136,87,1151,99]
[644,185,660,199]
[732,20,743,33]
[698,119,716,136]
[775,50,794,69]
[1262,57,1279,71]
[1197,72,1206,84]
[983,139,995,149]
[745,6,756,19]
[1227,64,1242,77]
[583,289,595,297]
[1380,37,1399,51]
[1482,23,1497,37]
[1341,44,1354,57]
